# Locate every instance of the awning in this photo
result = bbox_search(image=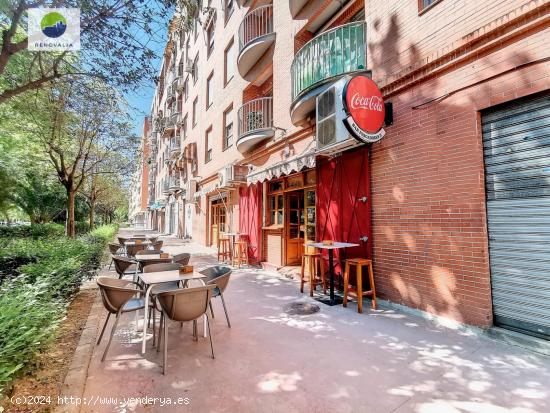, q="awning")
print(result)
[247,150,316,185]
